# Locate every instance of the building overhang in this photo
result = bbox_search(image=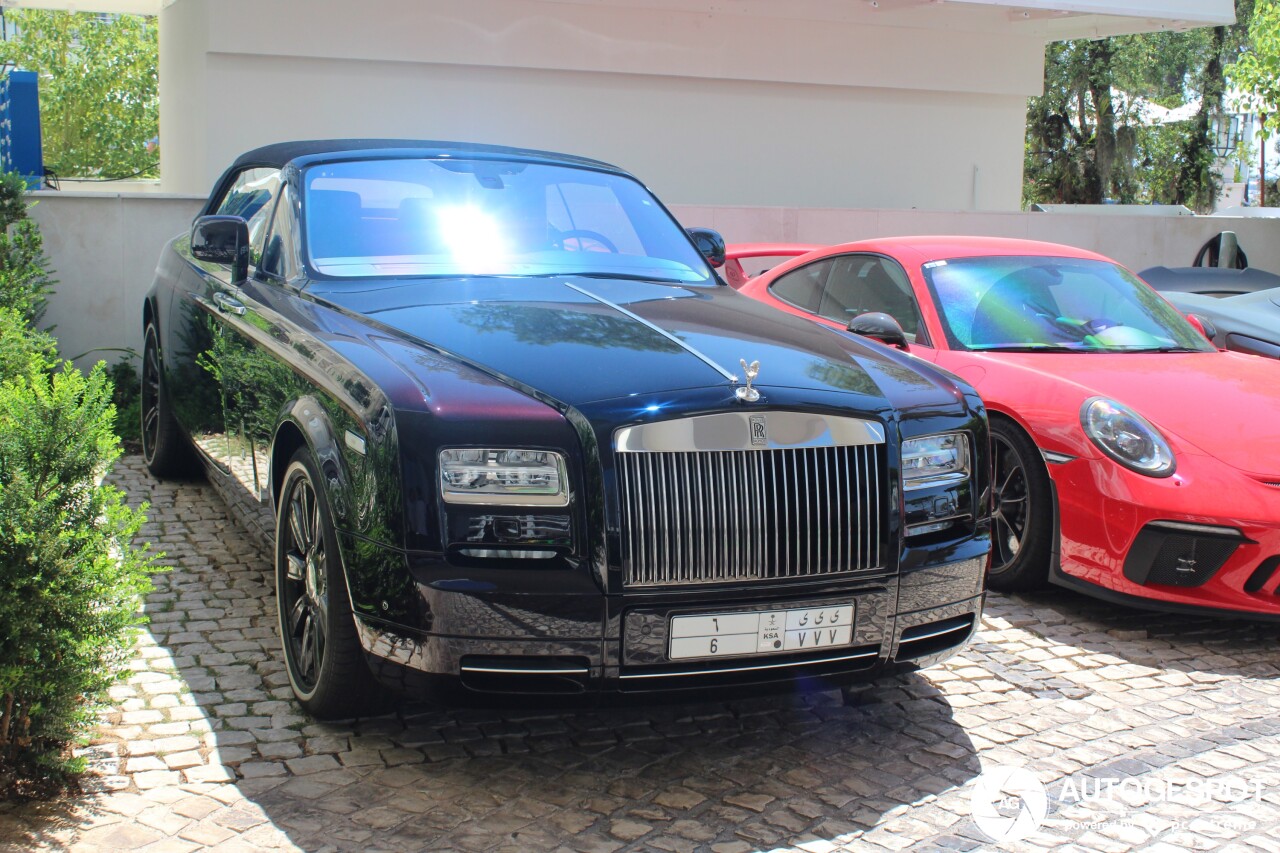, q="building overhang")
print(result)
[0,0,1237,37]
[0,0,163,15]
